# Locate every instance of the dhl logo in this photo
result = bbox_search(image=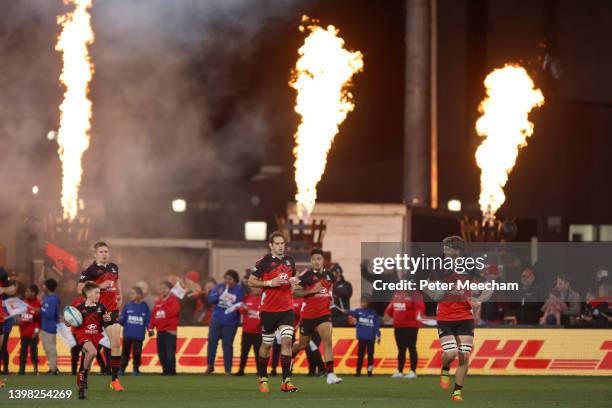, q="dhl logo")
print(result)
[5,328,612,375]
